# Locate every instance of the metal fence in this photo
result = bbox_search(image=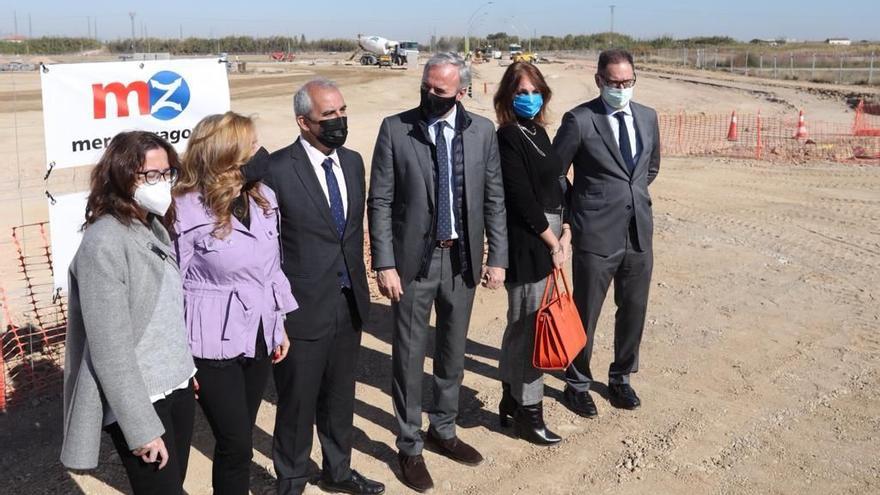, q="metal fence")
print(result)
[641,47,878,86]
